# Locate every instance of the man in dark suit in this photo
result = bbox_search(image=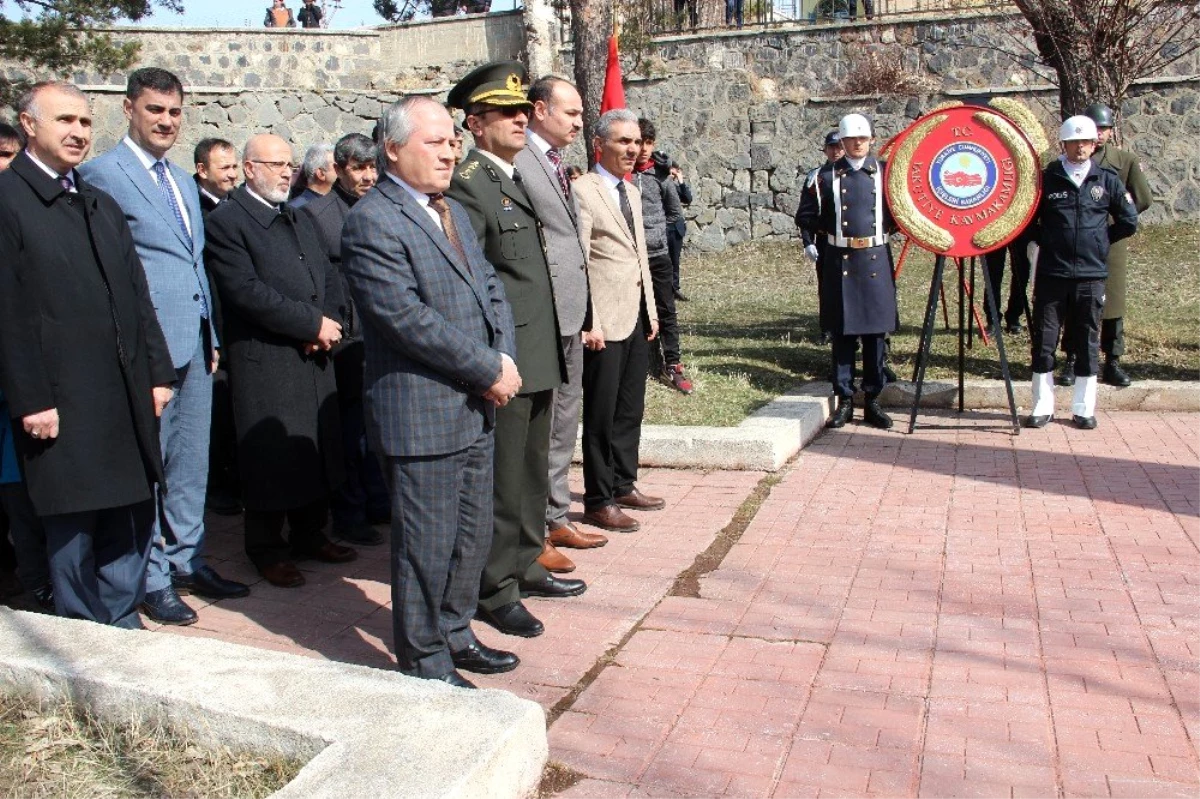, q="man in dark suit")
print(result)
[301,132,389,548]
[193,137,243,518]
[516,76,609,558]
[81,68,247,626]
[0,81,176,628]
[447,62,583,642]
[205,133,356,589]
[341,96,521,687]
